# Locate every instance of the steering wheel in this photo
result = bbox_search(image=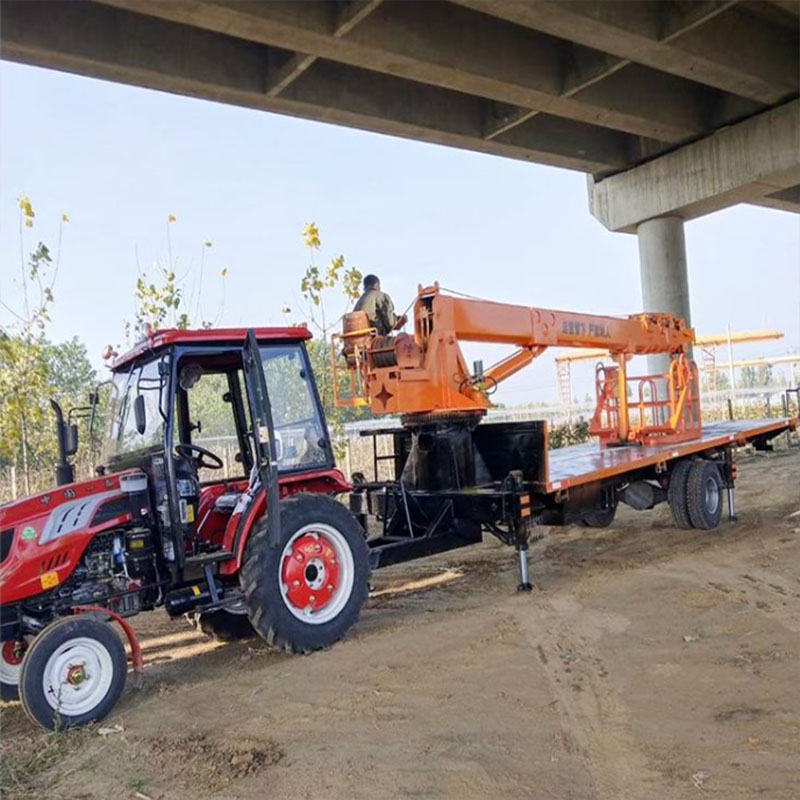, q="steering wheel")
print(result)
[175,443,224,471]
